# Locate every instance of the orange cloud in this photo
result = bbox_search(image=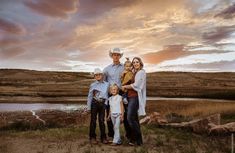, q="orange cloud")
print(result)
[142,45,188,64]
[141,44,233,64]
